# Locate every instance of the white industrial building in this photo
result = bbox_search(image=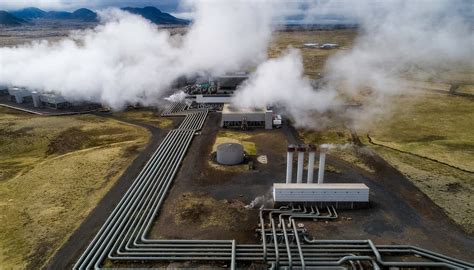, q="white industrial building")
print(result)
[273,144,370,207]
[273,183,369,202]
[221,104,273,130]
[195,94,232,104]
[8,87,32,104]
[320,43,339,49]
[303,42,319,48]
[6,87,72,109]
[39,93,70,109]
